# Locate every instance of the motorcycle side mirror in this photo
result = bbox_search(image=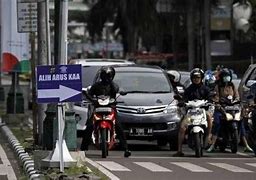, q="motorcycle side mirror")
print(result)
[82,86,91,95]
[176,86,184,94]
[174,94,182,100]
[209,91,216,97]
